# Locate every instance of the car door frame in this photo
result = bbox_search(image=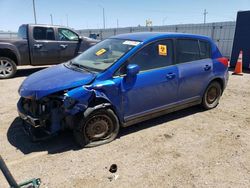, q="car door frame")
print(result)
[174,37,214,102]
[29,26,60,65]
[56,27,82,63]
[111,38,182,125]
